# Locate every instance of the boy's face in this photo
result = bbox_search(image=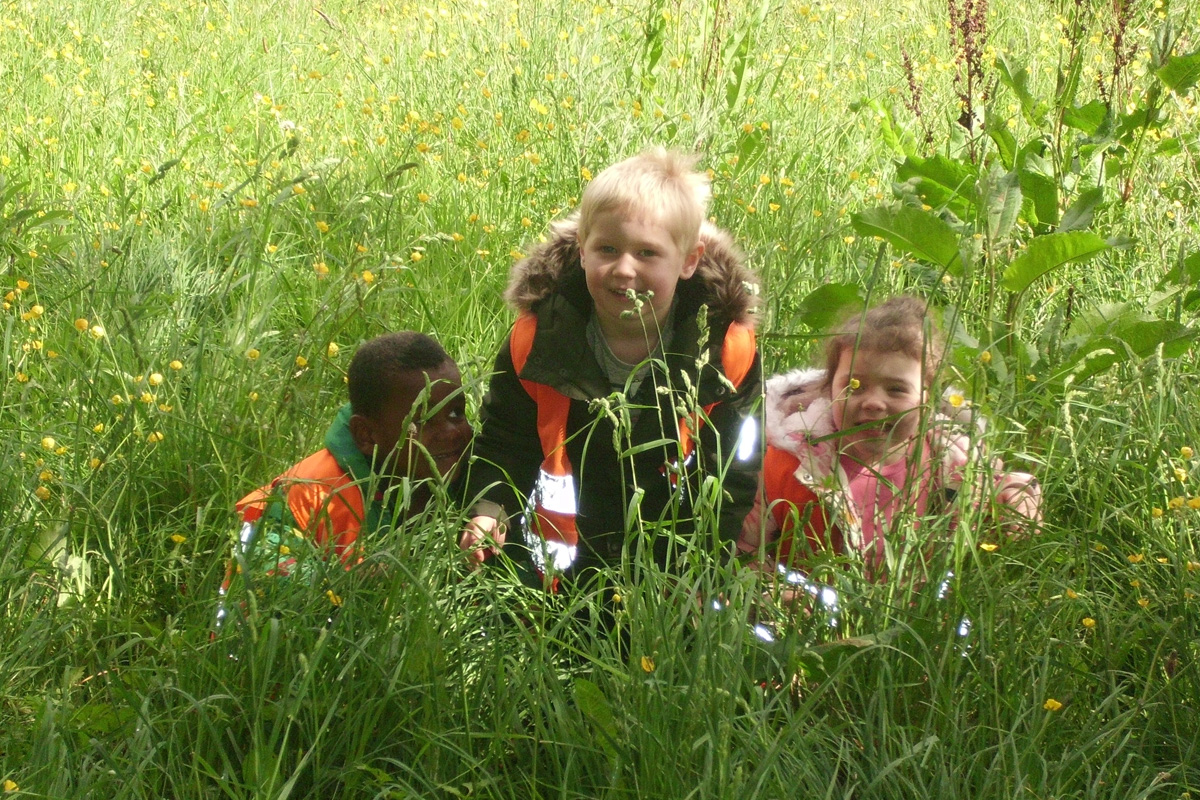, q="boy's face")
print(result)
[830,347,926,467]
[353,361,473,484]
[579,207,702,338]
